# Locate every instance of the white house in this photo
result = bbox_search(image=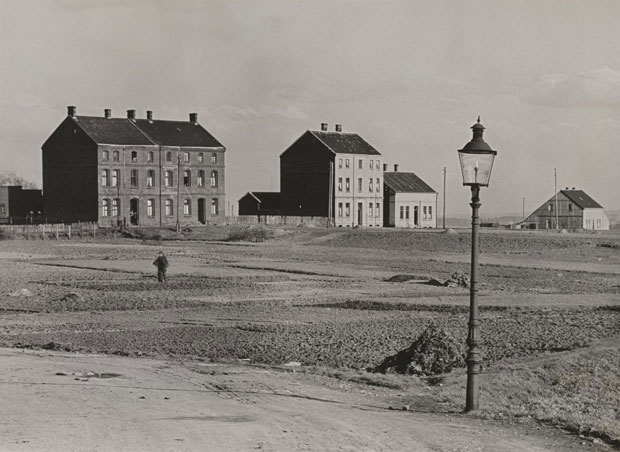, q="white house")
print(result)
[383,170,437,228]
